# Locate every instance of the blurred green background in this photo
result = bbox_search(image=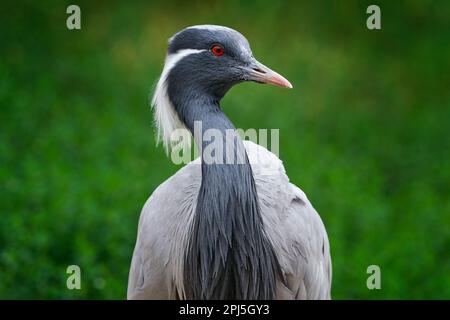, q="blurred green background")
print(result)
[1,0,449,299]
